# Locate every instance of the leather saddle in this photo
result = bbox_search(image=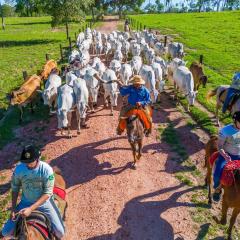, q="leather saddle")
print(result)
[15,211,53,240]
